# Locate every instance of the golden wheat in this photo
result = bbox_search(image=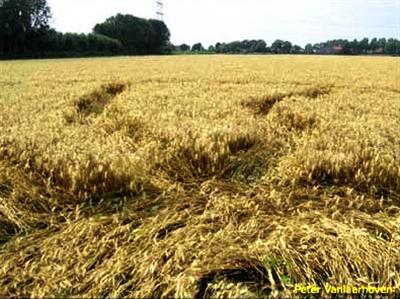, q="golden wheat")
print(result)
[0,55,399,298]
